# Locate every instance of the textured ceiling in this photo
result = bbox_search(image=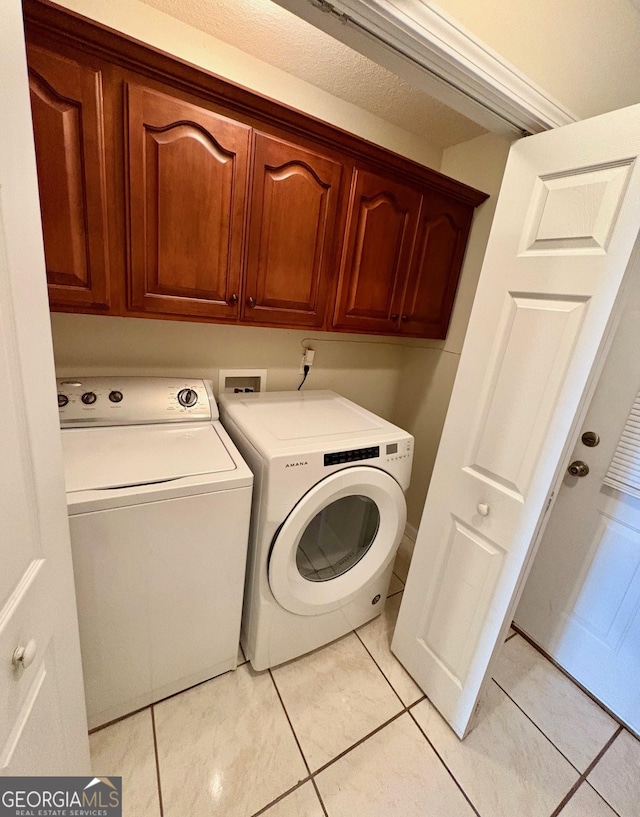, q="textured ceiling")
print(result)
[137,0,486,149]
